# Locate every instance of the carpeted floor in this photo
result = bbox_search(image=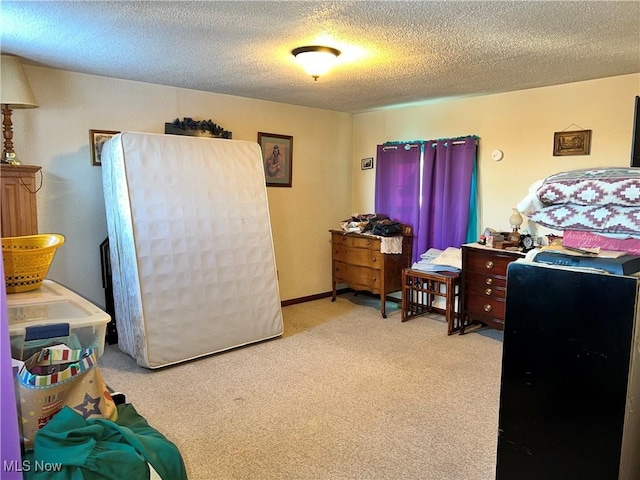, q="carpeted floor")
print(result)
[99,292,504,480]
